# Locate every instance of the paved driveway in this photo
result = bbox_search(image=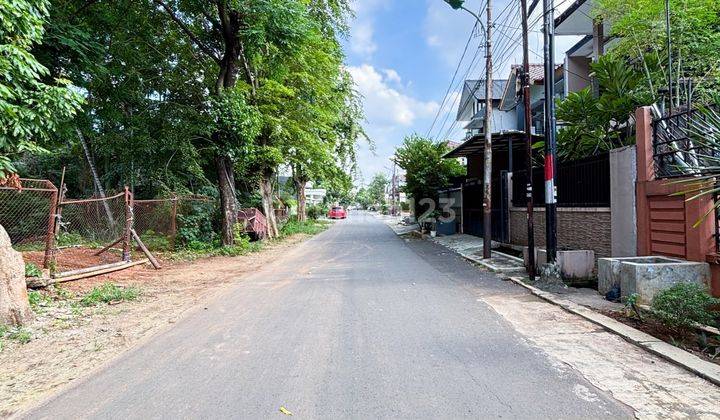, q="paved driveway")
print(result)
[27,212,632,419]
